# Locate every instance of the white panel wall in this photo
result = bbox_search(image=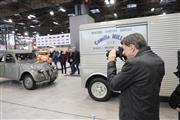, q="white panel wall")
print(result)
[149,15,180,96]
